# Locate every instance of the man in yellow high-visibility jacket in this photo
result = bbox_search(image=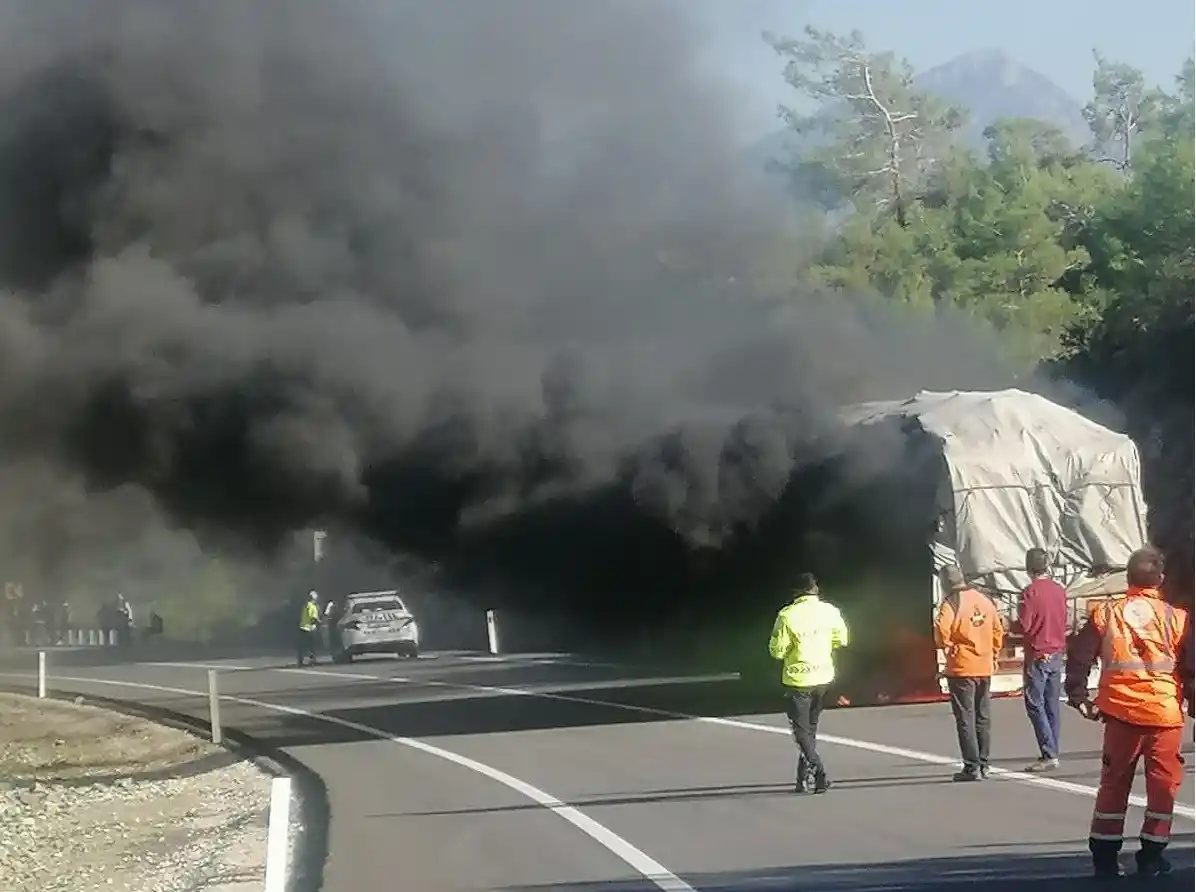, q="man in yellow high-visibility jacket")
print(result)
[769,573,850,794]
[297,590,321,667]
